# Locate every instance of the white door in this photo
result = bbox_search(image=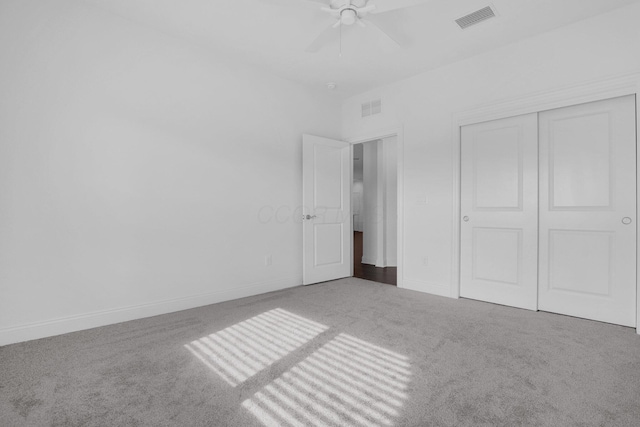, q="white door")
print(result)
[302,134,352,285]
[460,113,539,310]
[538,95,637,327]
